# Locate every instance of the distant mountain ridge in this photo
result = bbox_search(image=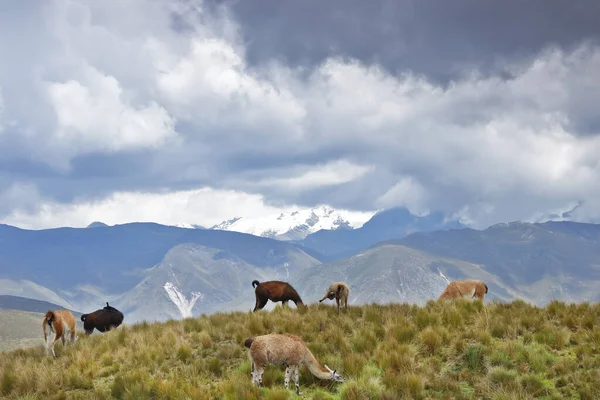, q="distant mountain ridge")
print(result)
[297,207,466,260]
[0,295,82,316]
